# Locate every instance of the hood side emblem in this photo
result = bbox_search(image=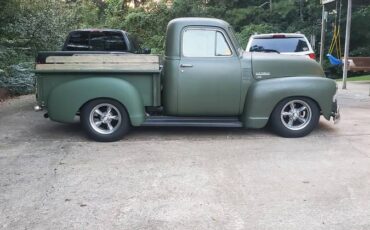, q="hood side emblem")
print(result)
[255,72,271,78]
